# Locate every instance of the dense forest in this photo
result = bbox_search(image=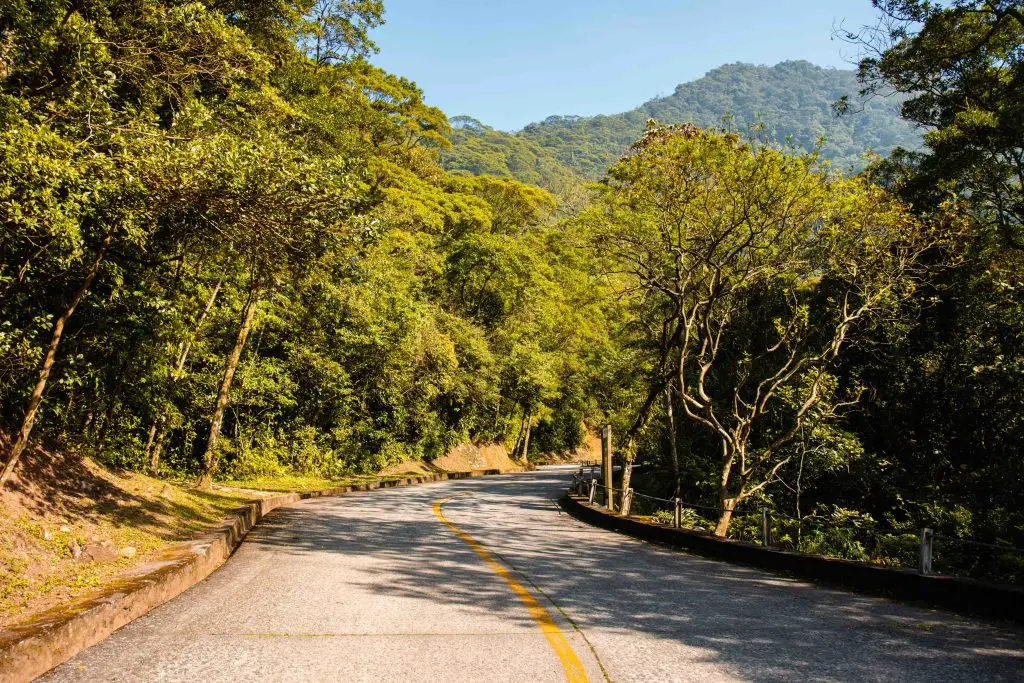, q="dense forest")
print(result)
[0,0,594,488]
[1,0,1022,583]
[444,61,923,188]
